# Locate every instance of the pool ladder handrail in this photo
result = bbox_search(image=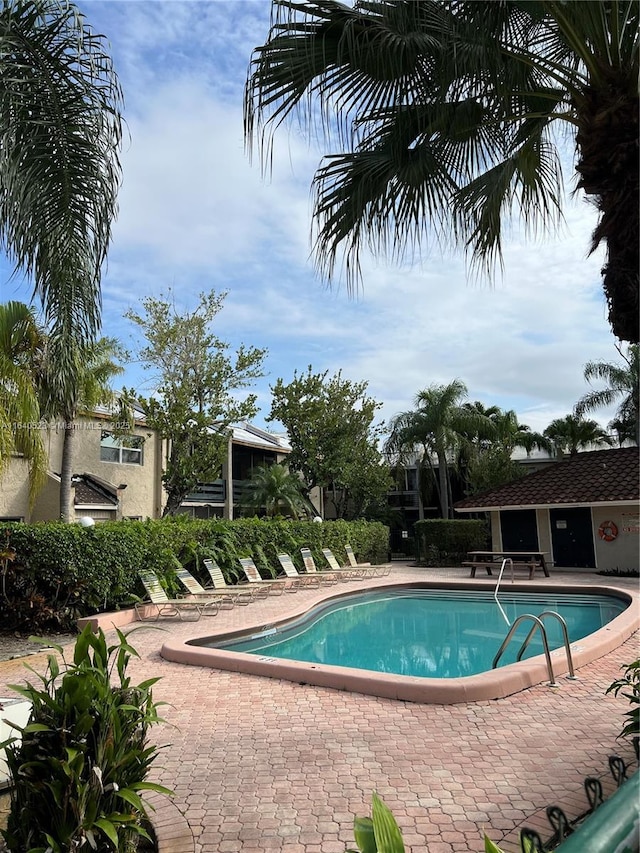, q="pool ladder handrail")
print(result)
[492,611,577,687]
[494,558,514,626]
[517,611,577,680]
